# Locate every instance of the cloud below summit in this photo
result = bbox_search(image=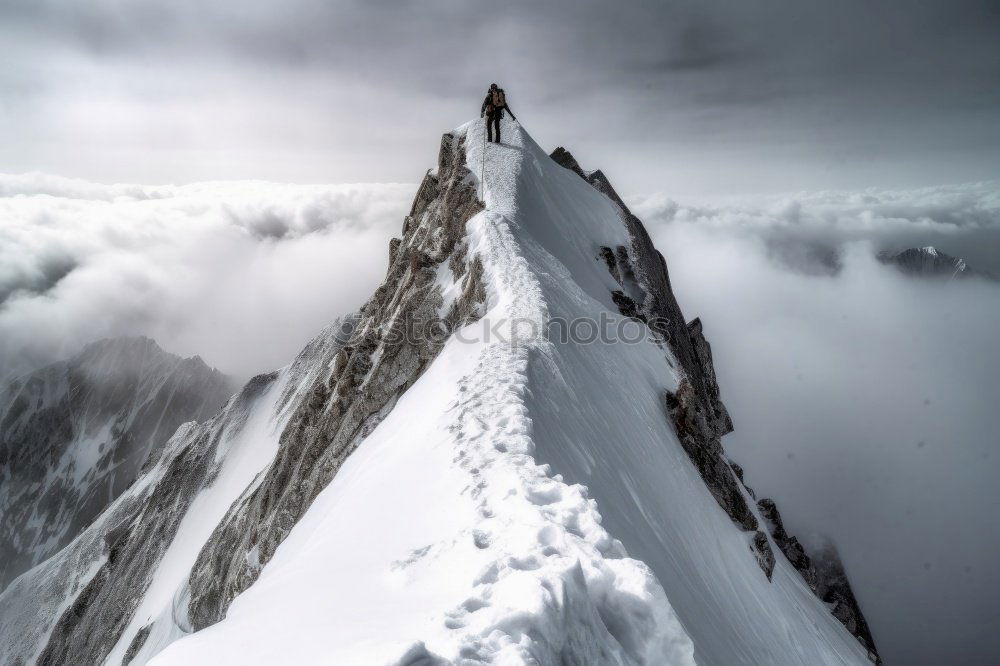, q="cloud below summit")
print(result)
[643,185,1000,664]
[632,181,1000,276]
[0,174,409,379]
